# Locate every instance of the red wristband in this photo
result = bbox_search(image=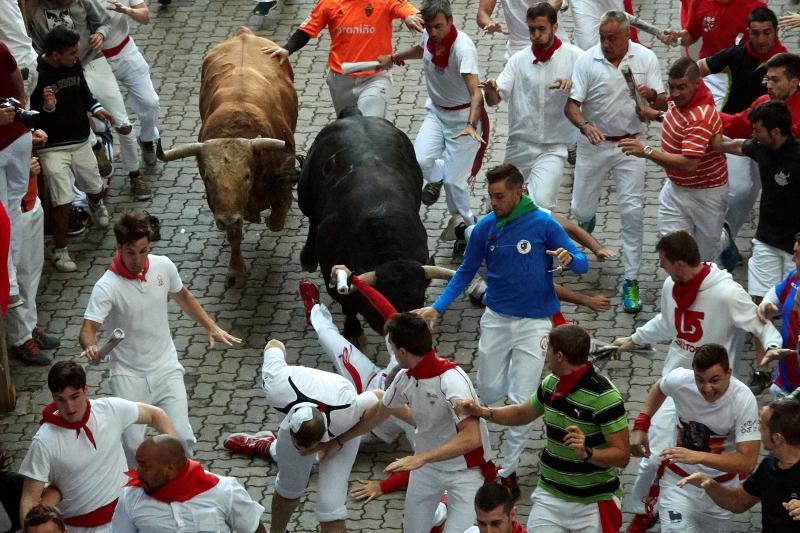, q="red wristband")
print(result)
[391,53,406,67]
[633,412,651,432]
